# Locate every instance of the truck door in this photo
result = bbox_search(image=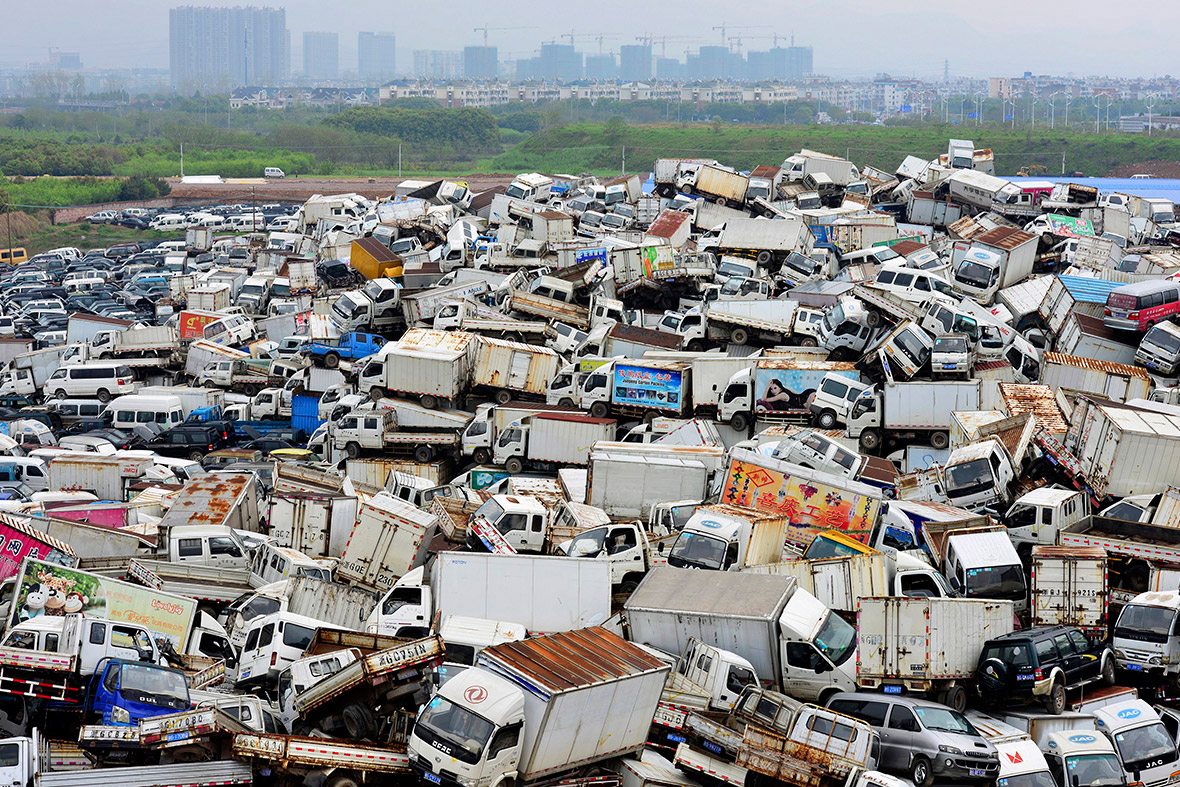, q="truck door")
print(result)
[604,525,643,585]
